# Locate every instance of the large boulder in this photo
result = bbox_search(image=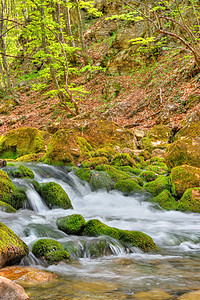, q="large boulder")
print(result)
[0,169,26,209]
[170,165,200,198]
[57,214,86,235]
[144,175,171,197]
[40,182,73,209]
[141,125,171,151]
[178,188,200,213]
[0,127,50,159]
[165,137,200,169]
[0,222,29,268]
[0,276,29,300]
